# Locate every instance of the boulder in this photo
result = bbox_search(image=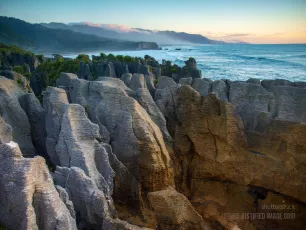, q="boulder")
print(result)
[56,72,78,91]
[148,187,206,230]
[229,81,273,130]
[179,77,193,86]
[191,78,211,96]
[129,73,147,91]
[262,85,306,123]
[121,73,132,86]
[211,80,228,101]
[156,76,177,89]
[0,142,77,230]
